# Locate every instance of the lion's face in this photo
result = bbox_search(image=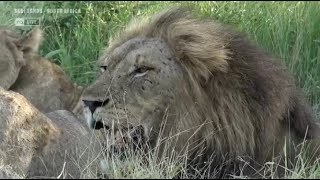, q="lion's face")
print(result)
[82,37,184,144]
